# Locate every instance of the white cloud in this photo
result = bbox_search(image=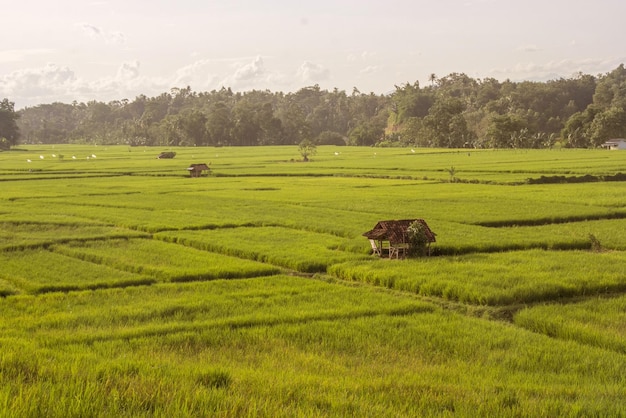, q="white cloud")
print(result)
[78,23,126,45]
[223,56,266,85]
[0,61,163,108]
[0,63,78,103]
[116,61,140,80]
[296,61,330,84]
[1,56,329,108]
[488,57,625,81]
[88,61,167,100]
[359,65,381,75]
[219,56,288,90]
[173,59,218,89]
[1,57,256,108]
[80,23,102,39]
